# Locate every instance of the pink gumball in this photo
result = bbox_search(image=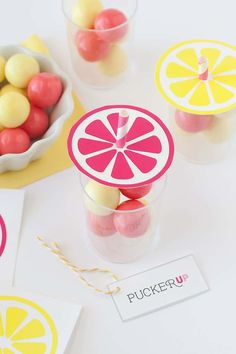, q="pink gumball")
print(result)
[94,9,128,42]
[0,128,30,155]
[120,184,152,199]
[175,110,213,133]
[113,200,150,238]
[75,31,110,62]
[87,212,116,237]
[27,73,63,108]
[21,105,49,139]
